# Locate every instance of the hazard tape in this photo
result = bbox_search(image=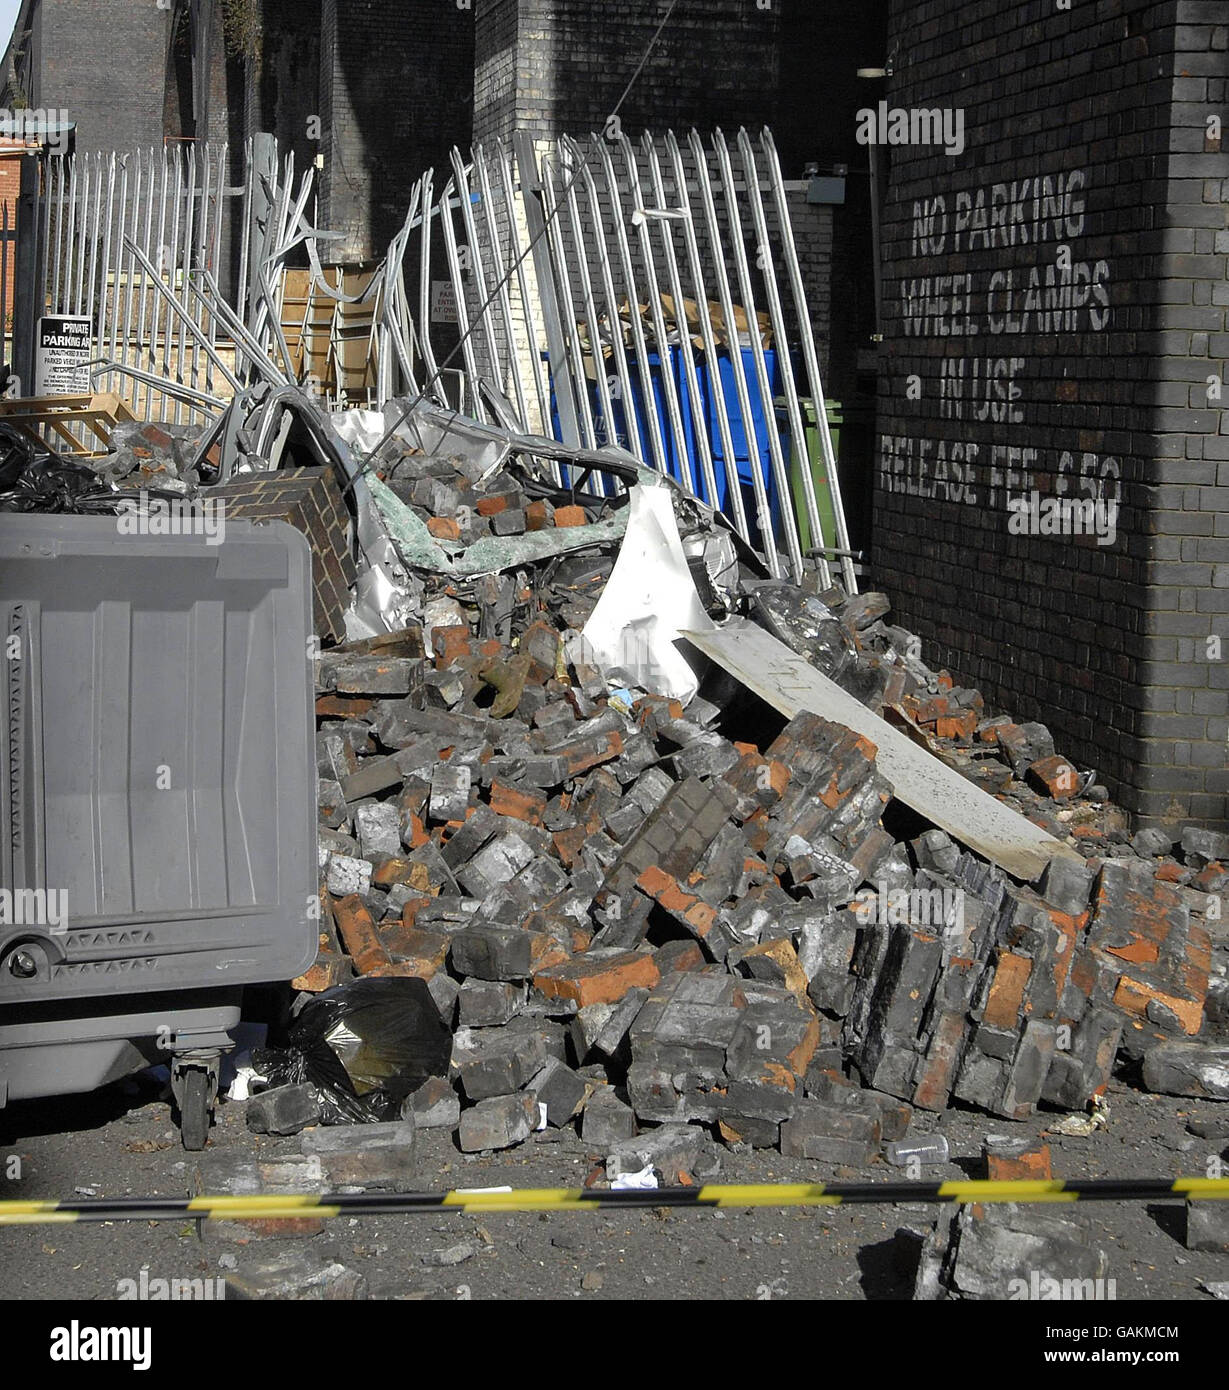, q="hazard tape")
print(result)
[1,1177,1227,1225]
